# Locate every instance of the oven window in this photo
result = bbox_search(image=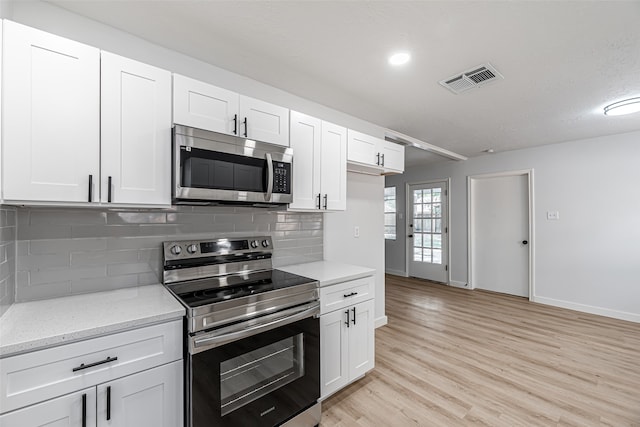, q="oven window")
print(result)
[220,334,304,416]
